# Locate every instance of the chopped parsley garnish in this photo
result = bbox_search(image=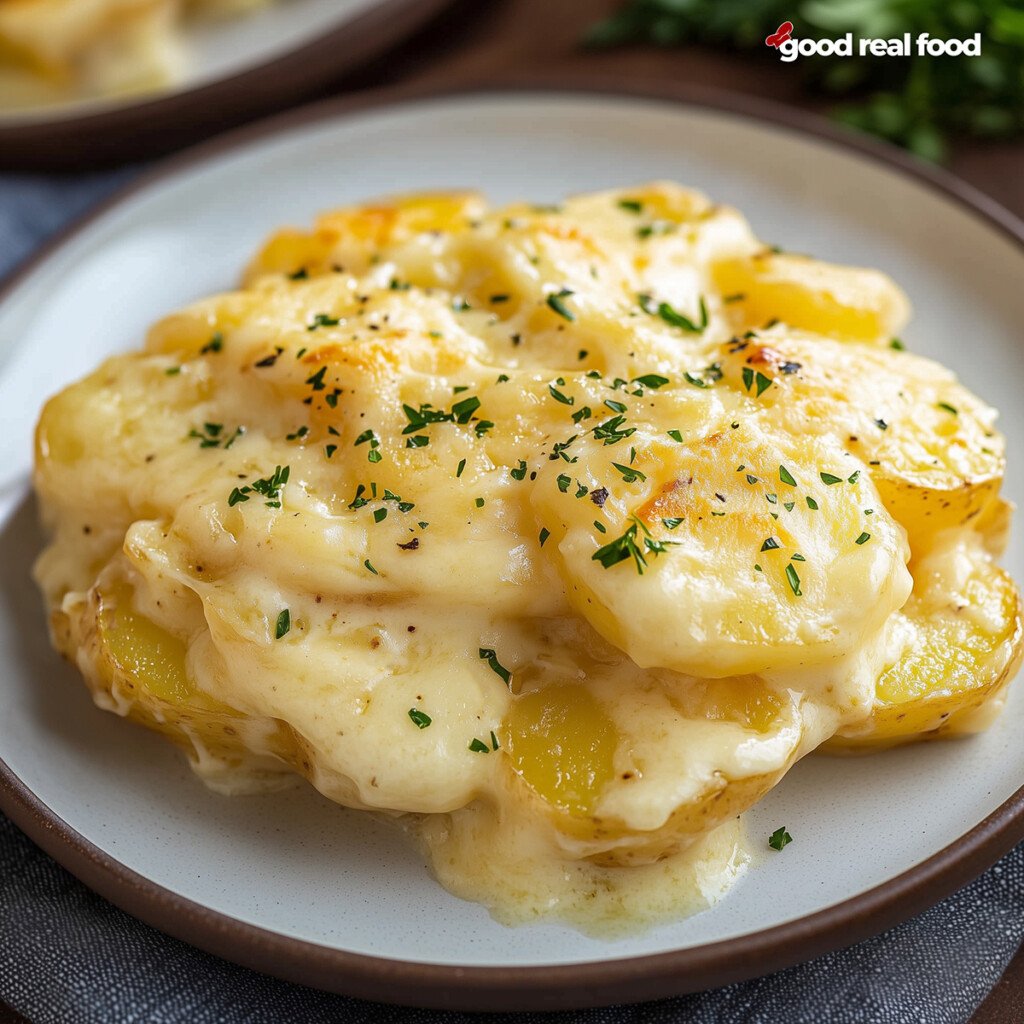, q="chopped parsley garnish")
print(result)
[557,474,572,493]
[937,401,958,415]
[363,559,378,575]
[806,496,819,510]
[165,366,181,376]
[636,221,675,239]
[848,470,861,484]
[450,396,479,422]
[874,418,889,430]
[539,527,550,547]
[546,288,576,321]
[373,508,388,524]
[468,738,491,753]
[549,383,575,406]
[275,609,290,639]
[489,293,510,304]
[254,347,283,368]
[779,465,797,487]
[819,472,843,486]
[402,395,484,436]
[288,267,308,280]
[305,366,328,391]
[189,422,234,449]
[667,429,684,442]
[307,313,340,331]
[768,827,793,851]
[855,532,872,545]
[229,465,290,509]
[662,517,683,530]
[592,517,676,575]
[890,338,905,351]
[684,362,723,389]
[511,460,528,481]
[785,563,802,597]
[456,459,466,478]
[479,648,512,686]
[572,406,593,424]
[633,373,670,390]
[475,497,485,508]
[639,293,708,333]
[617,198,643,213]
[551,437,579,463]
[760,537,780,552]
[402,403,452,433]
[612,462,647,484]
[741,366,774,397]
[408,708,432,729]
[199,332,223,355]
[592,415,636,445]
